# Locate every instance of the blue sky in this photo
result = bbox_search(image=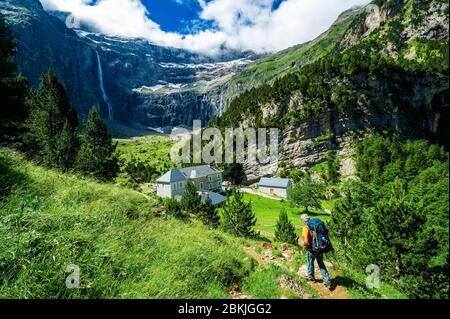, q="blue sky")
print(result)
[40,0,370,55]
[142,0,206,34]
[142,0,286,34]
